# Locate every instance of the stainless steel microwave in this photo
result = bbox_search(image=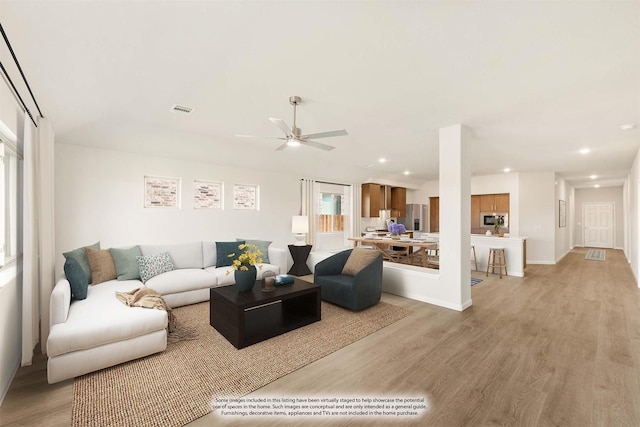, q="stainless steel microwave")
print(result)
[481,212,508,228]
